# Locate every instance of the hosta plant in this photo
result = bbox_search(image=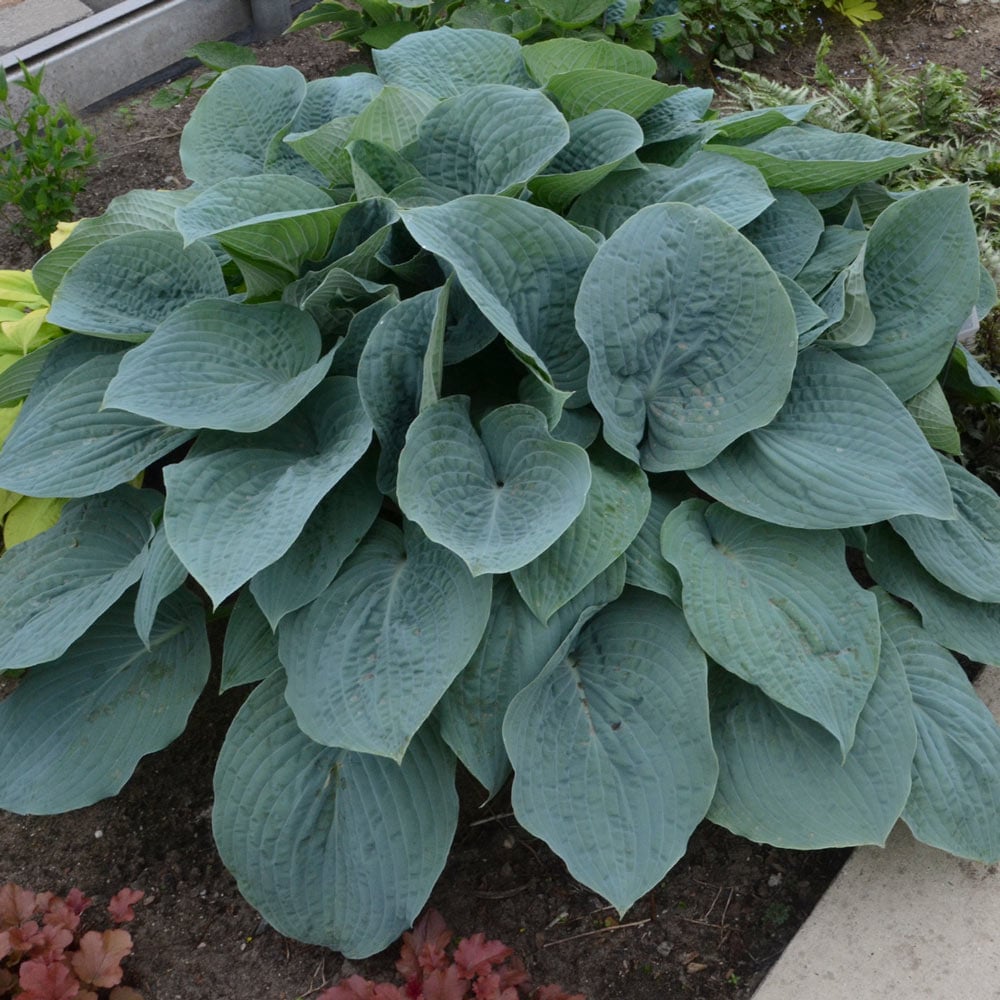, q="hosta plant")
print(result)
[2,28,1000,960]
